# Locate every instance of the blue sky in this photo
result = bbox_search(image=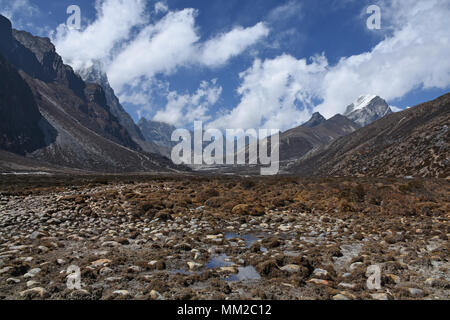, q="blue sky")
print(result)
[1,0,449,131]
